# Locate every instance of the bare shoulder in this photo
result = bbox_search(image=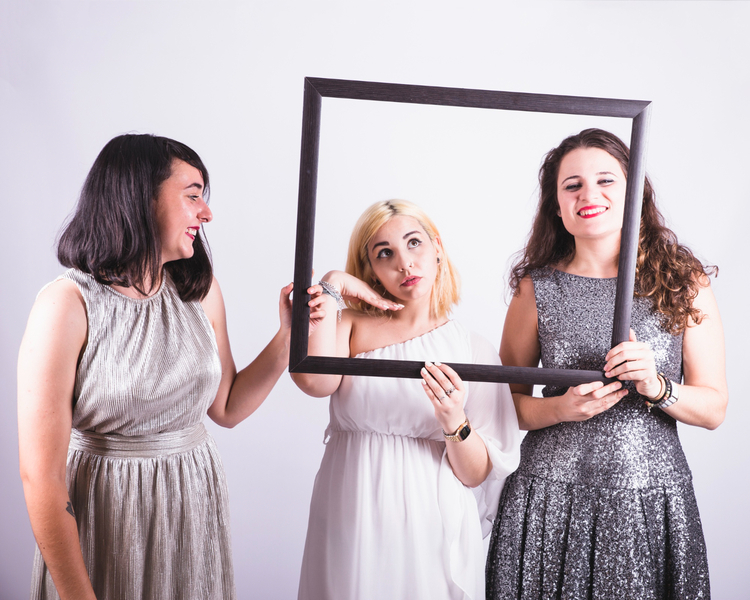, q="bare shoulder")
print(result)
[20,278,88,372]
[347,310,387,357]
[200,276,226,325]
[688,274,721,326]
[515,275,536,302]
[31,278,87,331]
